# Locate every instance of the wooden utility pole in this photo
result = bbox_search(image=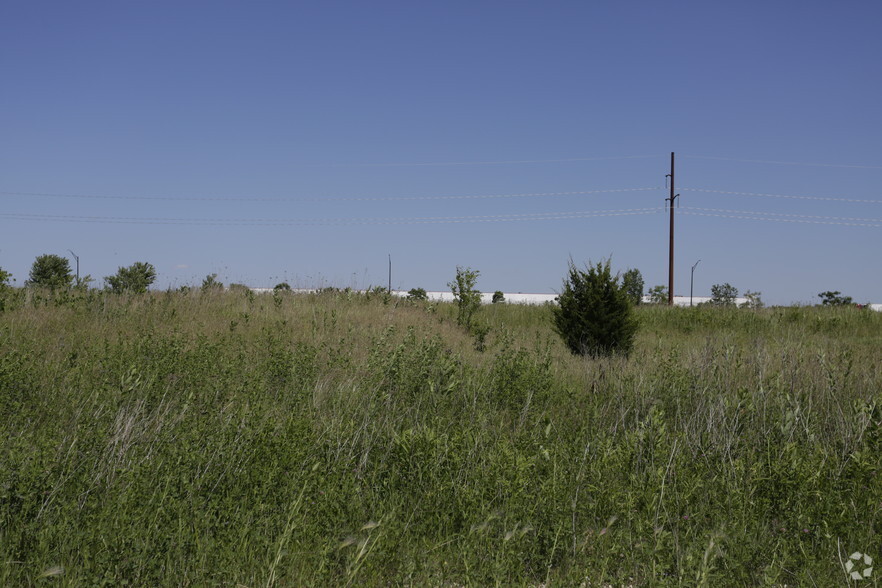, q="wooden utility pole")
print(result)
[666,152,678,306]
[388,254,392,293]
